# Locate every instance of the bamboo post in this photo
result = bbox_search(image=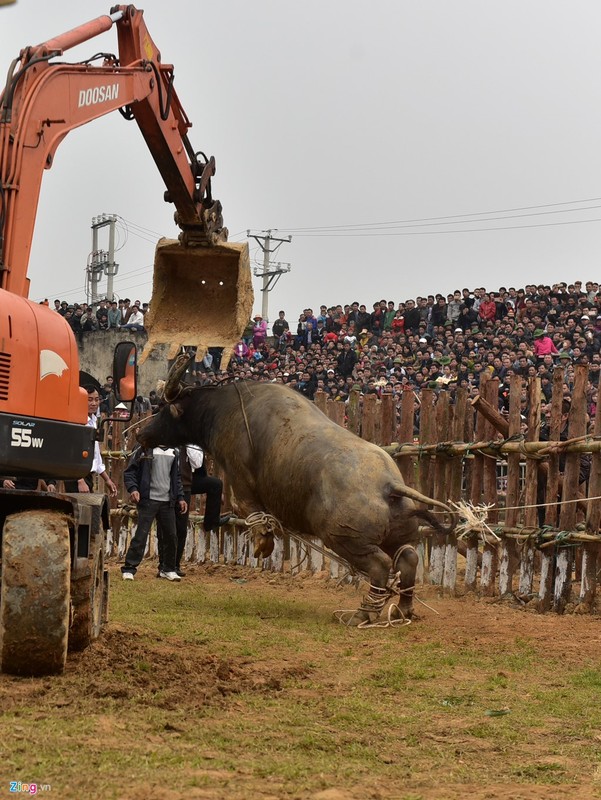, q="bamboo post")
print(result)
[397,388,416,488]
[314,390,327,415]
[449,388,467,504]
[327,399,346,428]
[381,393,396,446]
[361,393,377,443]
[418,388,436,500]
[270,536,285,573]
[419,388,437,582]
[347,389,361,436]
[554,365,588,612]
[445,388,467,591]
[581,383,601,609]
[538,369,564,609]
[499,373,522,596]
[435,392,457,594]
[107,418,126,558]
[464,374,487,592]
[209,530,220,563]
[515,376,540,598]
[308,537,324,573]
[480,378,499,596]
[373,396,383,446]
